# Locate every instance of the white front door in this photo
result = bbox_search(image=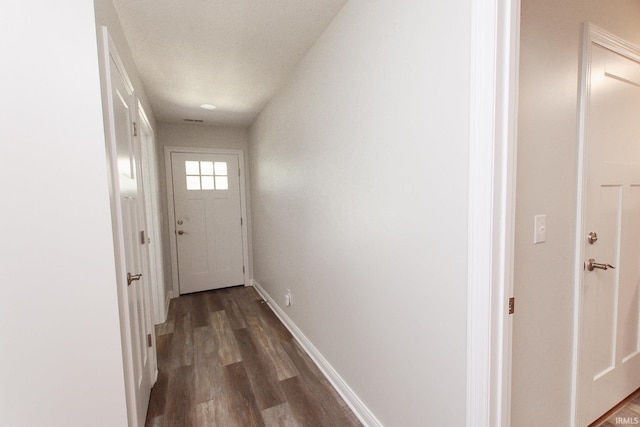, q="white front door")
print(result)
[170,152,245,294]
[103,31,154,427]
[576,30,640,426]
